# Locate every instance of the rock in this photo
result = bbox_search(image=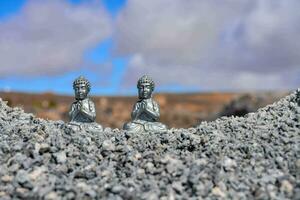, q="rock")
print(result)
[38,143,50,154]
[28,166,46,181]
[1,175,13,183]
[16,187,29,198]
[211,187,226,198]
[172,182,184,193]
[0,90,299,199]
[144,162,154,173]
[111,185,125,194]
[76,182,96,197]
[296,159,300,169]
[222,157,237,171]
[8,163,19,172]
[53,151,67,164]
[102,140,115,151]
[0,191,8,199]
[15,170,29,185]
[45,191,58,200]
[280,180,293,194]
